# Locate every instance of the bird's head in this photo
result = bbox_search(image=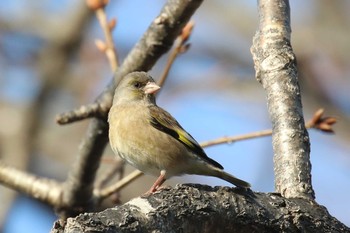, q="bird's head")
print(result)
[113,72,160,105]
